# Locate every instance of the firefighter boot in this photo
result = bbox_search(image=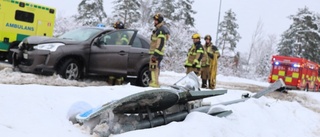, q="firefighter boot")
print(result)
[115,77,124,85]
[149,68,159,87]
[149,60,159,88]
[201,79,207,88]
[107,76,115,85]
[209,79,216,89]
